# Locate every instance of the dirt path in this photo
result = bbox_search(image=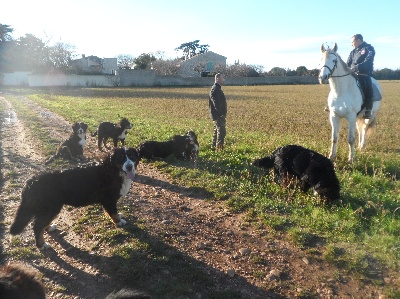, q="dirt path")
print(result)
[0,95,386,298]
